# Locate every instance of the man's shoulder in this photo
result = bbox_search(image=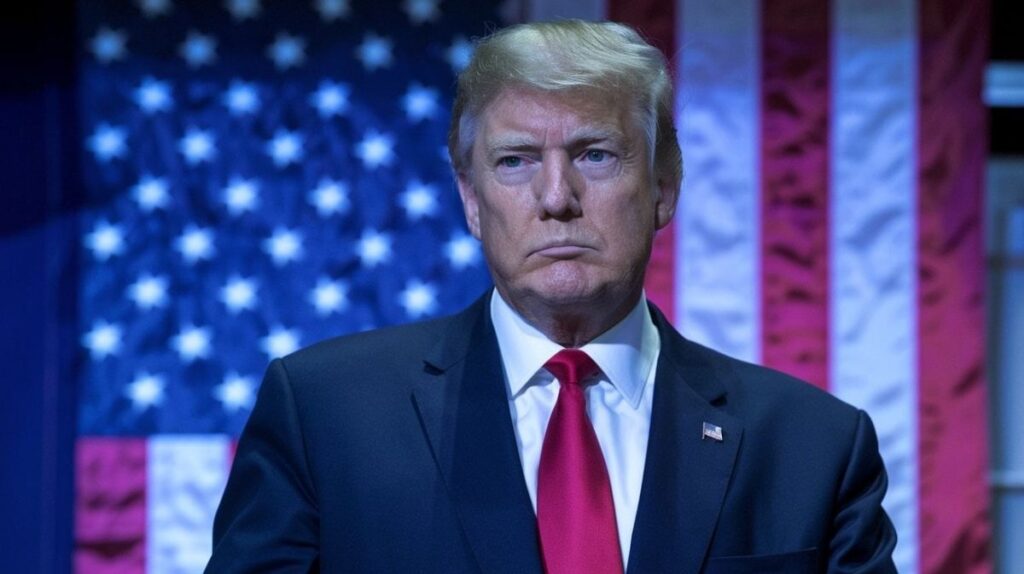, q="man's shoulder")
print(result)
[672,333,863,428]
[648,299,855,415]
[283,312,458,373]
[671,337,874,471]
[274,293,488,381]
